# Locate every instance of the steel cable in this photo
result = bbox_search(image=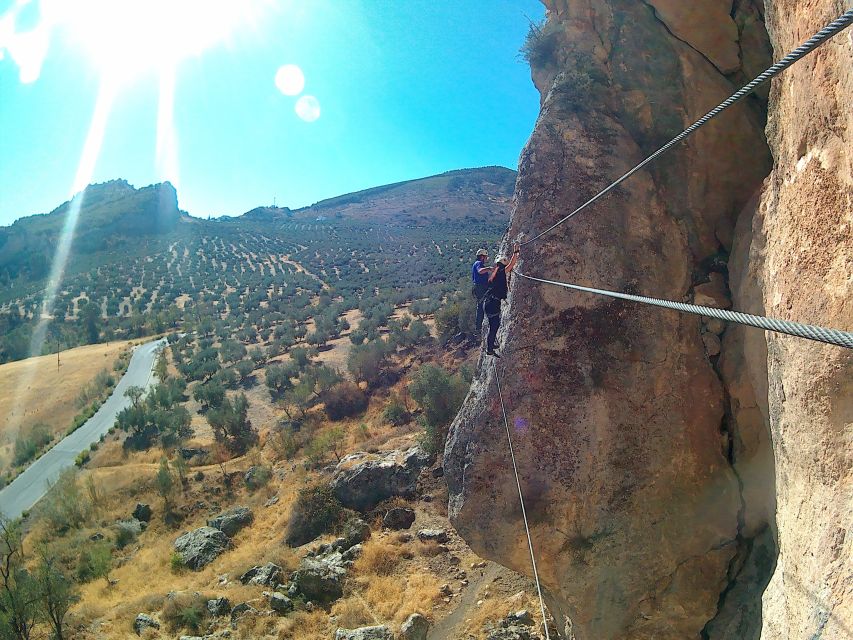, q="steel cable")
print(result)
[515,271,853,349]
[520,9,853,247]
